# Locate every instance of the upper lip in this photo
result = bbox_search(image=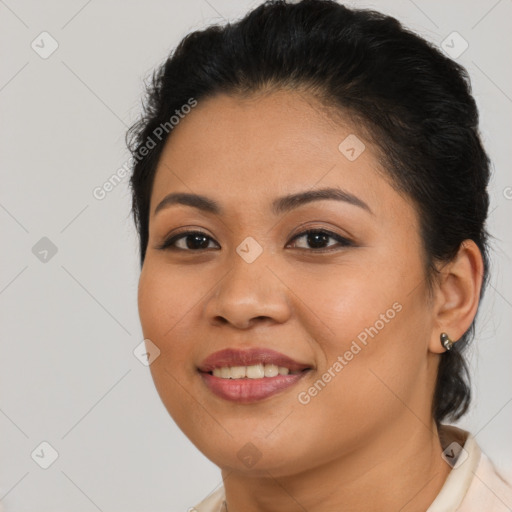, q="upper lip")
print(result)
[198,348,312,373]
